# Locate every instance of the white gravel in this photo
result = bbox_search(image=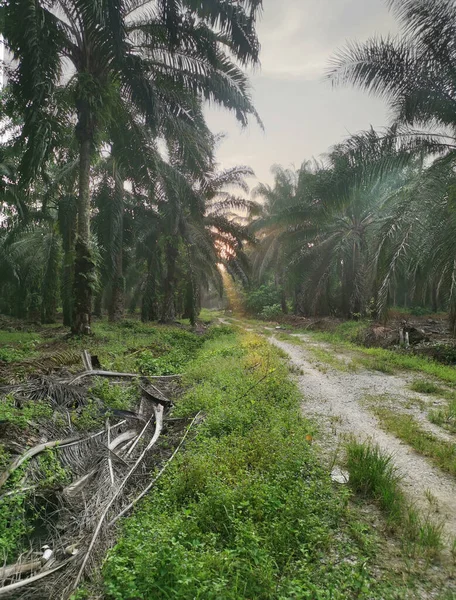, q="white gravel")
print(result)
[270,334,456,543]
